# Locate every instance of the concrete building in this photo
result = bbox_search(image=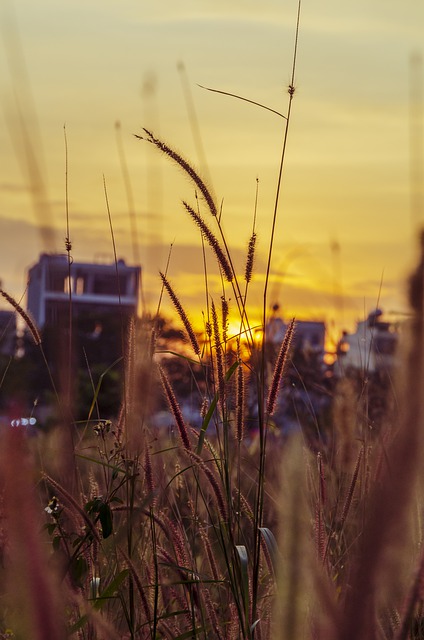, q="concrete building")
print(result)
[267,316,326,362]
[334,309,399,377]
[0,310,16,357]
[27,253,141,329]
